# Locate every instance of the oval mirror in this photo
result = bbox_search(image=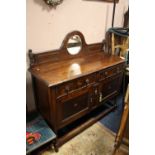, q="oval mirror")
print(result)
[67,35,82,55]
